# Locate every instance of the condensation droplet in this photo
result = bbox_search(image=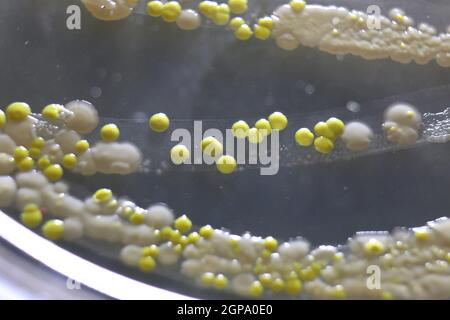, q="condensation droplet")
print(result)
[346,101,361,112]
[90,86,102,98]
